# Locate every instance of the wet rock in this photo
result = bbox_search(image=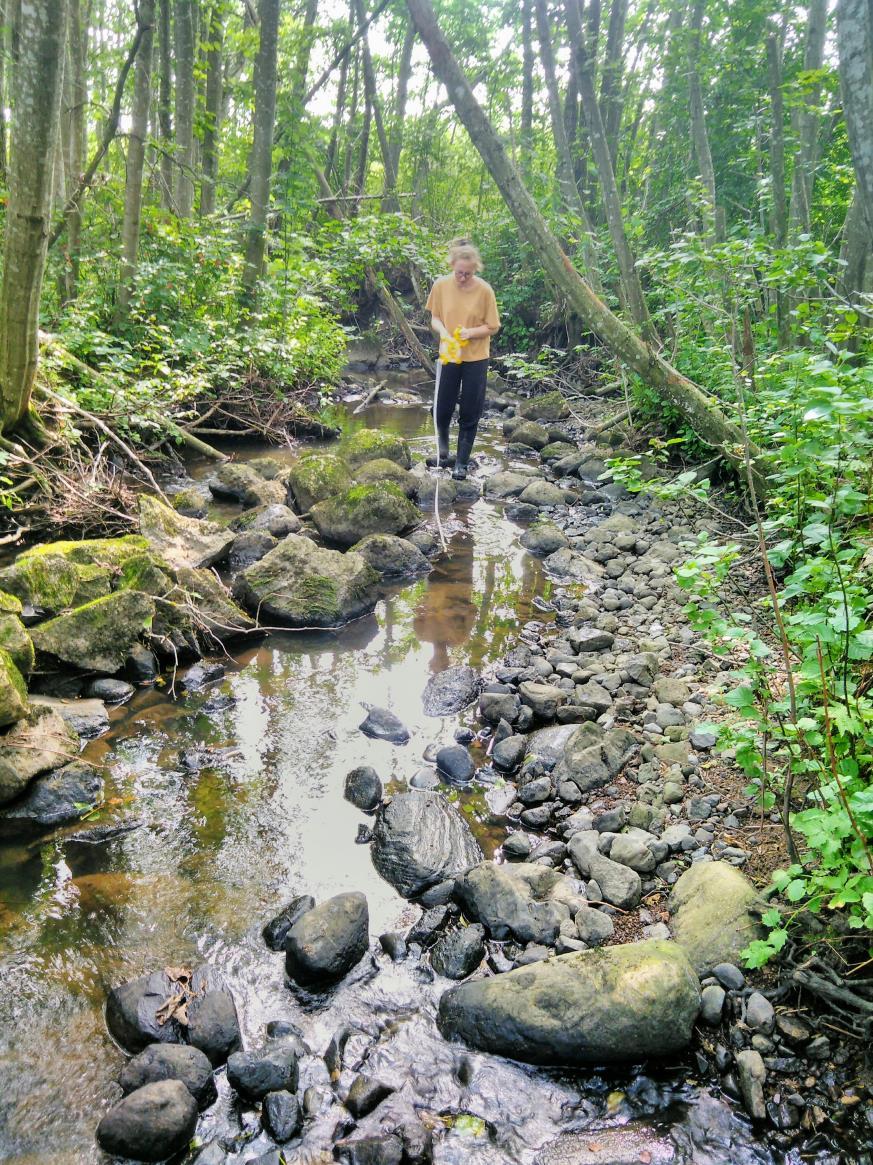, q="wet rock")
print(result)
[492,734,526,772]
[0,611,34,676]
[352,533,429,578]
[736,1049,767,1120]
[342,428,412,471]
[409,768,439,790]
[85,677,135,703]
[520,522,569,556]
[670,863,764,975]
[700,984,726,1025]
[192,1141,228,1165]
[172,486,209,518]
[484,470,534,499]
[479,689,520,725]
[208,461,268,505]
[745,992,775,1034]
[138,495,234,570]
[233,535,379,628]
[311,482,420,549]
[568,626,614,653]
[519,680,566,721]
[359,706,409,744]
[518,391,570,422]
[574,905,614,946]
[106,968,188,1052]
[29,694,109,739]
[287,452,352,512]
[438,940,700,1065]
[0,704,78,806]
[262,894,316,950]
[406,904,451,948]
[354,457,418,495]
[380,932,407,961]
[335,1133,404,1165]
[285,892,369,985]
[422,665,480,715]
[539,1124,676,1165]
[231,503,301,538]
[186,978,242,1066]
[371,790,482,897]
[227,1037,299,1101]
[31,591,155,673]
[229,530,277,569]
[430,924,486,979]
[345,765,383,812]
[519,479,573,508]
[509,420,551,449]
[435,744,475,783]
[394,1118,433,1164]
[672,1091,771,1164]
[262,1089,301,1142]
[119,1043,217,1109]
[96,1079,198,1162]
[0,760,103,832]
[346,1075,395,1119]
[502,832,531,860]
[569,833,642,909]
[456,863,566,945]
[126,642,159,682]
